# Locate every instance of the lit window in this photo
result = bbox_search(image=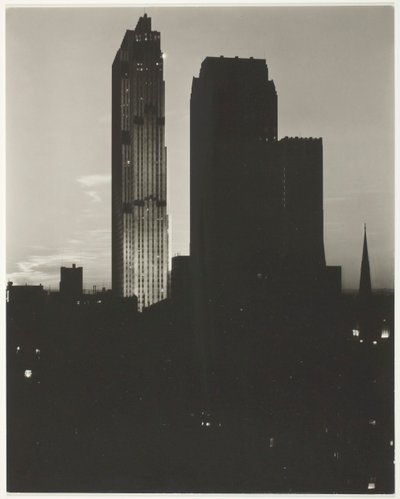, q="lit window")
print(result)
[352,329,359,337]
[24,369,32,379]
